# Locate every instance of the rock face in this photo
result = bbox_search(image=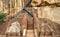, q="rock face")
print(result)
[0,0,3,11]
[43,7,60,24]
[44,0,60,3]
[31,0,60,6]
[26,7,60,24]
[31,0,42,6]
[34,6,60,24]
